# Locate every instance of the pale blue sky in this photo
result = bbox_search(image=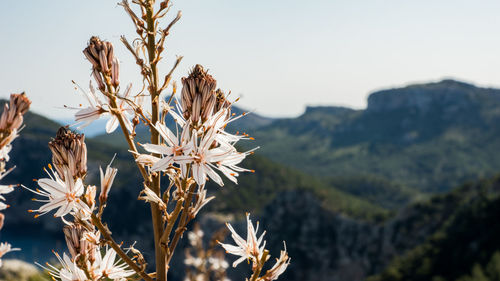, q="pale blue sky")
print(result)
[2,0,500,119]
